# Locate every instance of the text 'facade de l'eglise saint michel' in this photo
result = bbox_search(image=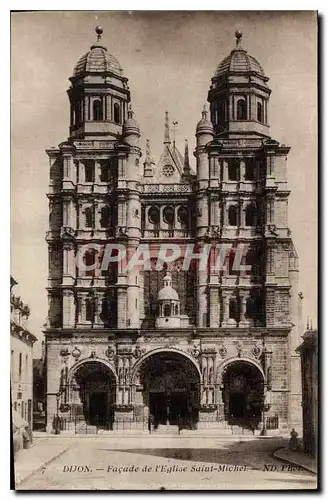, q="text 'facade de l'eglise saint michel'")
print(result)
[45,27,303,433]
